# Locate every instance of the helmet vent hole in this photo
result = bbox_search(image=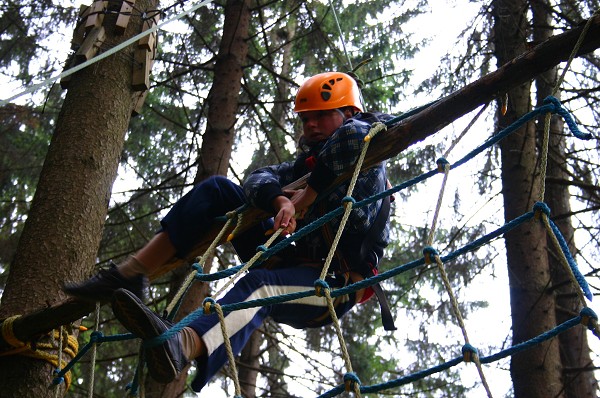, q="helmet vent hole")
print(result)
[321,91,331,101]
